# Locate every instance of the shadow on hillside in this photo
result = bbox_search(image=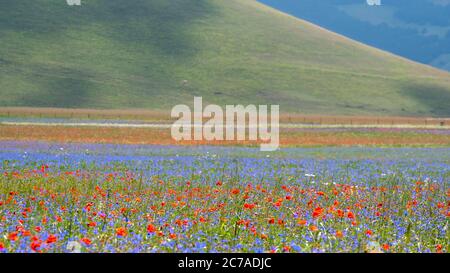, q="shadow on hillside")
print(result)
[24,68,96,108]
[0,0,218,107]
[401,82,450,117]
[0,0,216,58]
